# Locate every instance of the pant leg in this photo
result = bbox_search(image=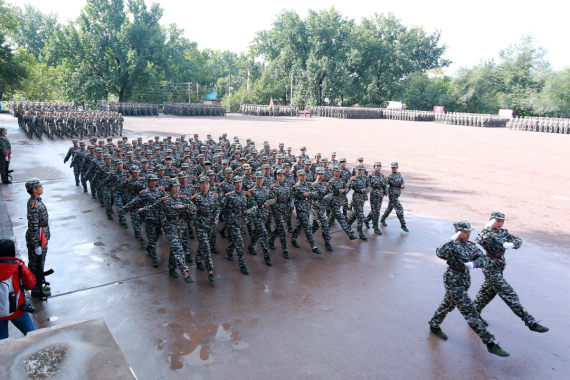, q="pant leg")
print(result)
[331,202,353,236]
[114,192,126,224]
[145,221,160,261]
[273,211,288,251]
[196,226,214,271]
[10,313,36,337]
[73,166,81,184]
[228,224,246,267]
[131,212,142,238]
[366,196,382,228]
[352,200,365,233]
[454,290,495,344]
[313,206,331,244]
[163,222,188,274]
[391,195,406,225]
[382,197,395,221]
[26,239,47,292]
